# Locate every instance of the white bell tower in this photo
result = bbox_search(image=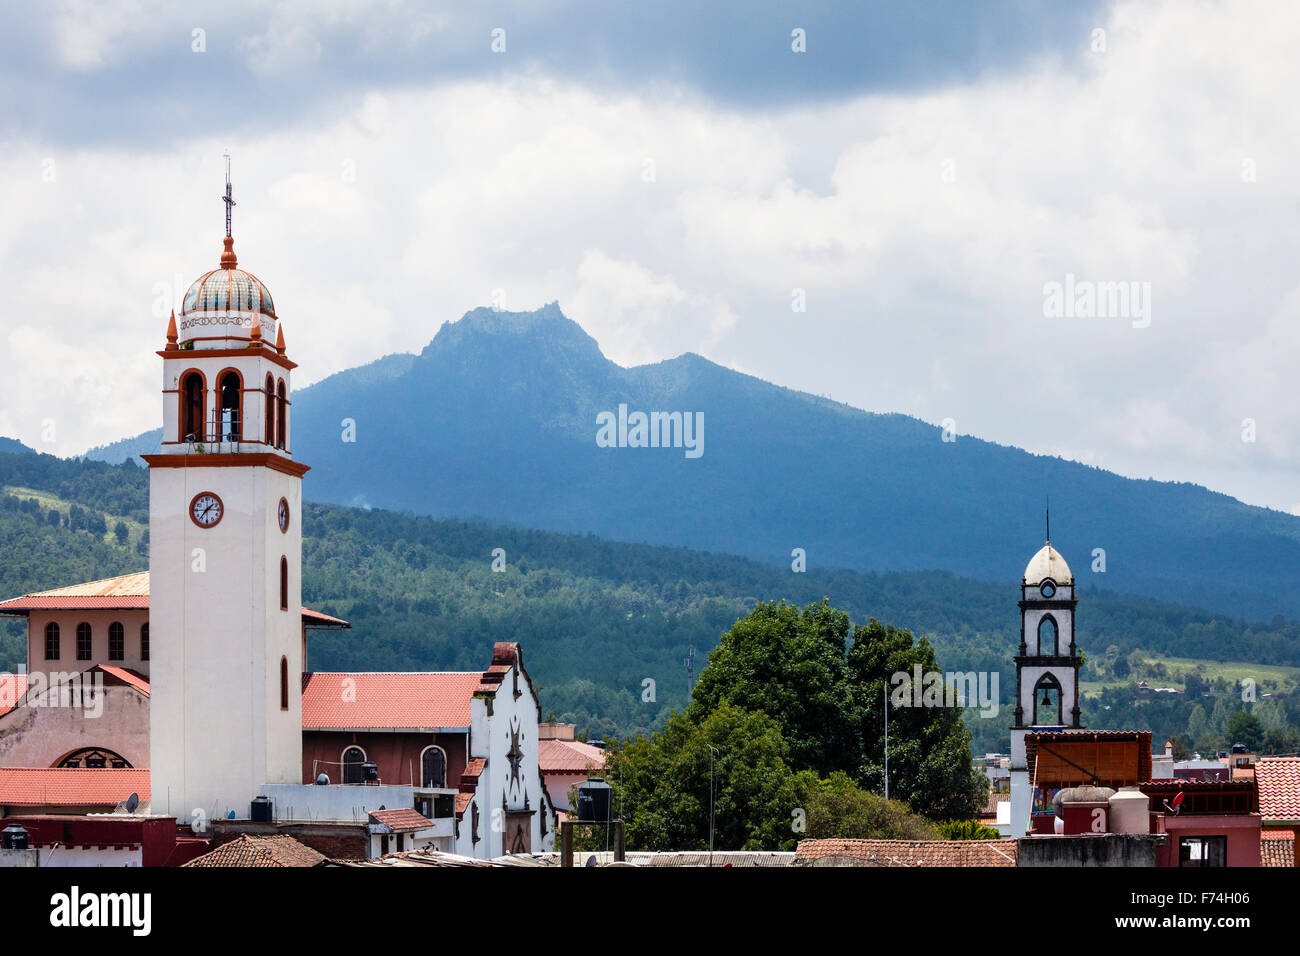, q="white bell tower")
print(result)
[146,165,308,825]
[1008,519,1082,835]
